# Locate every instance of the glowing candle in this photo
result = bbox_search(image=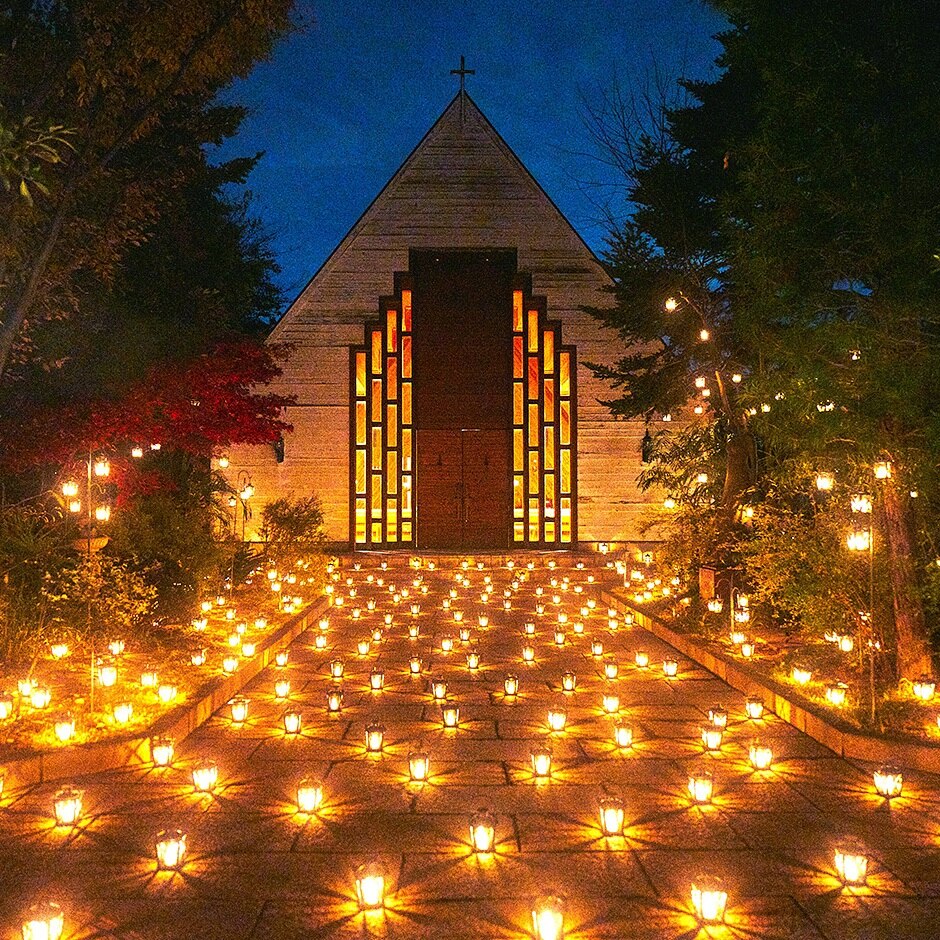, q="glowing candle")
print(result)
[701,726,723,751]
[296,777,323,814]
[355,862,386,909]
[365,722,385,751]
[222,654,239,674]
[190,648,206,667]
[688,770,714,803]
[531,896,564,940]
[530,744,553,778]
[749,740,773,770]
[52,712,75,743]
[283,709,302,734]
[230,696,249,723]
[113,701,133,724]
[691,879,727,923]
[52,787,83,826]
[598,796,625,836]
[409,750,430,782]
[547,706,567,732]
[613,719,633,748]
[155,829,187,870]
[835,845,869,885]
[554,630,566,646]
[708,706,728,729]
[151,737,174,766]
[192,759,219,792]
[873,766,903,798]
[469,808,496,852]
[745,698,765,719]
